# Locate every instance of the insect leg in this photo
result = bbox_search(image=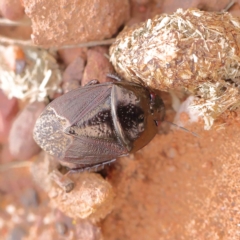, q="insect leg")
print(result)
[106,73,122,81]
[68,159,116,174]
[50,169,75,193]
[85,79,100,86]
